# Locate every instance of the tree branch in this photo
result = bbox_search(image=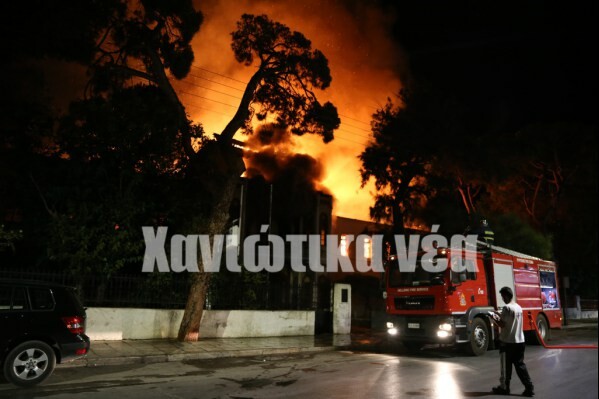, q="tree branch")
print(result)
[144,48,197,158]
[109,64,156,82]
[220,69,264,142]
[29,173,57,219]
